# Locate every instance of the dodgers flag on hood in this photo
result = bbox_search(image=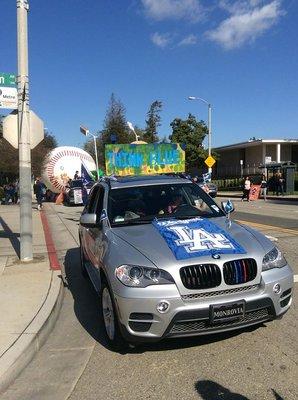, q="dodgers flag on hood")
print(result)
[152,218,246,260]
